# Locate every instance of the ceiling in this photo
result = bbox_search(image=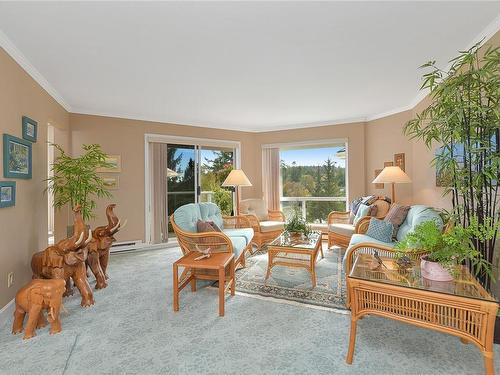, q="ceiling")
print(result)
[0,2,499,132]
